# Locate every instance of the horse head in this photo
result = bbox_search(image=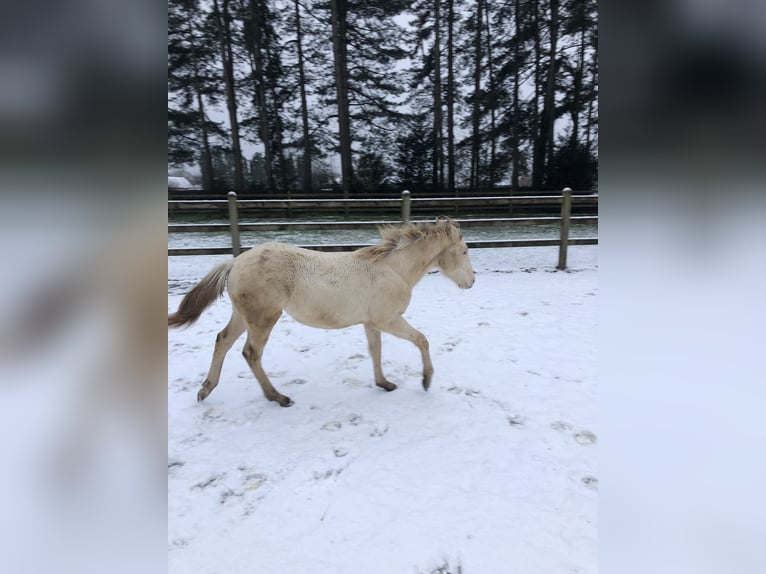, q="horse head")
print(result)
[435,220,475,289]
